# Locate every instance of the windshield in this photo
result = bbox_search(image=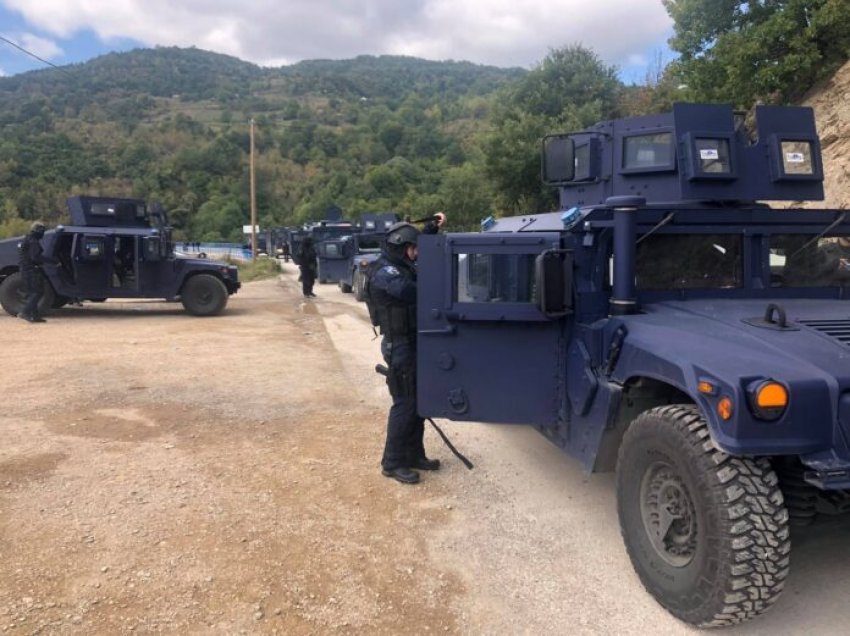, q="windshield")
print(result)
[771,234,850,287]
[636,234,743,290]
